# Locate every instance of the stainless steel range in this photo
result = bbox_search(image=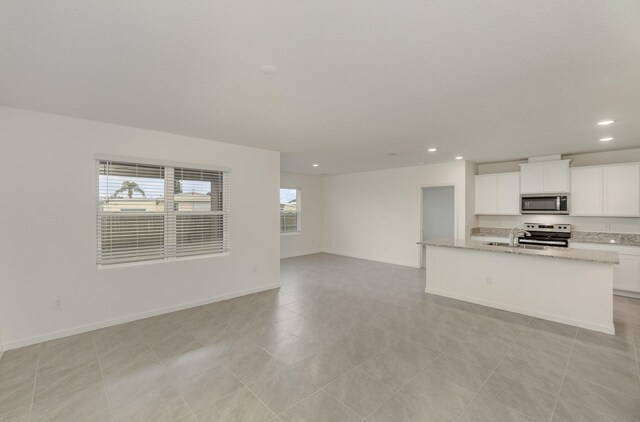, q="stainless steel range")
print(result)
[519,223,571,248]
